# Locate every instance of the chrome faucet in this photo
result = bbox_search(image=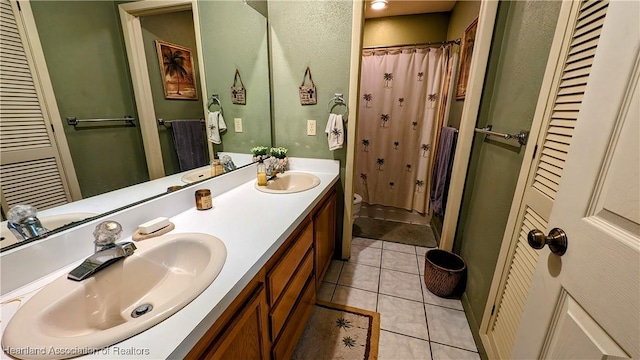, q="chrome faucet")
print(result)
[68,220,136,281]
[6,205,48,241]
